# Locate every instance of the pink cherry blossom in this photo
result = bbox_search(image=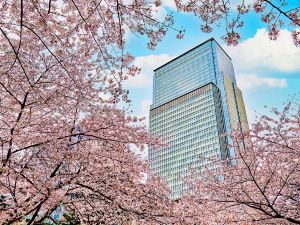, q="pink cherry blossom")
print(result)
[176,101,300,224]
[268,24,280,40]
[175,0,299,46]
[291,30,300,46]
[0,1,177,223]
[0,0,299,224]
[223,31,240,46]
